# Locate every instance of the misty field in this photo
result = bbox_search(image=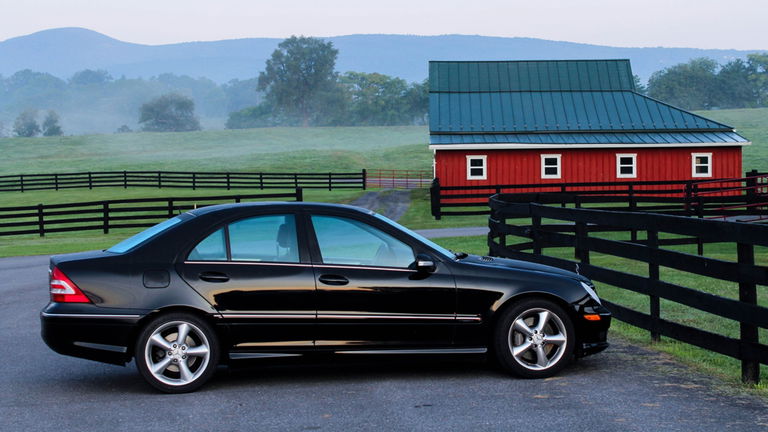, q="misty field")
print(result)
[0,107,765,176]
[0,126,429,174]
